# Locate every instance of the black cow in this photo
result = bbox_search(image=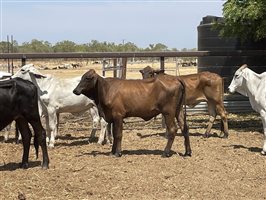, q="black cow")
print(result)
[0,78,49,169]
